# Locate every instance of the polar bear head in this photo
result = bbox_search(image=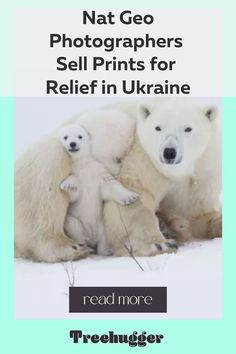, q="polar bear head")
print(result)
[137,99,218,179]
[58,124,91,159]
